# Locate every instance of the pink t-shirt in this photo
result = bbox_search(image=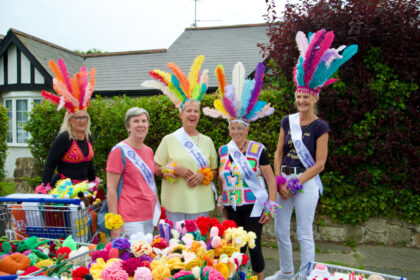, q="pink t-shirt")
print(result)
[106,142,156,222]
